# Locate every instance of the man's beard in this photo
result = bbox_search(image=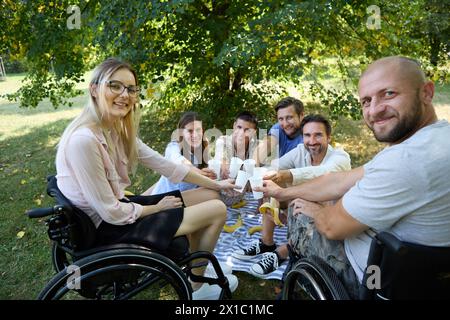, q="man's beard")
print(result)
[371,94,422,143]
[305,144,325,157]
